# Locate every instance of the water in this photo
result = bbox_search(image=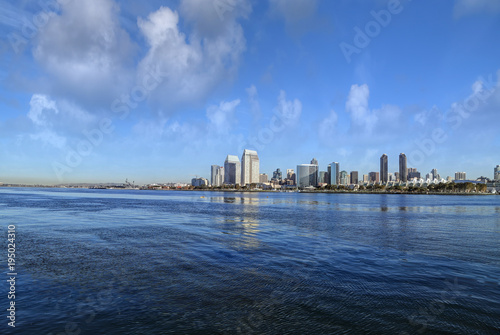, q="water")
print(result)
[1,188,499,334]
